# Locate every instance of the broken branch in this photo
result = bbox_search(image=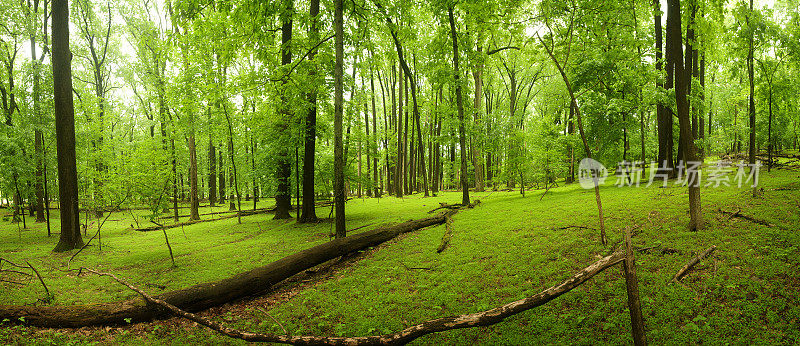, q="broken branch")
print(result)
[669,245,717,284]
